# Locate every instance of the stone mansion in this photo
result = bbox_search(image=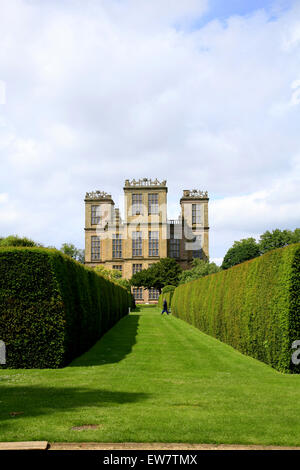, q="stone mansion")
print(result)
[84,178,209,302]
